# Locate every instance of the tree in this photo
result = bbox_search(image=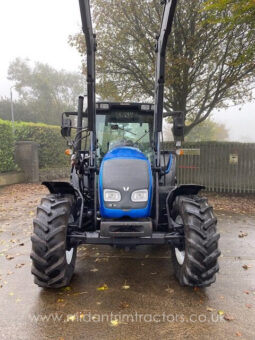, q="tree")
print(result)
[0,97,35,122]
[69,0,255,135]
[203,0,255,28]
[203,0,255,65]
[185,119,229,141]
[7,58,85,125]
